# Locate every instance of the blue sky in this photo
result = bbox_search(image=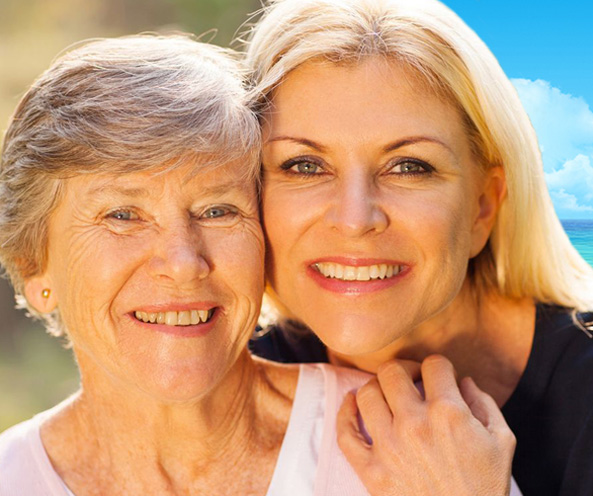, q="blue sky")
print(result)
[444,0,593,219]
